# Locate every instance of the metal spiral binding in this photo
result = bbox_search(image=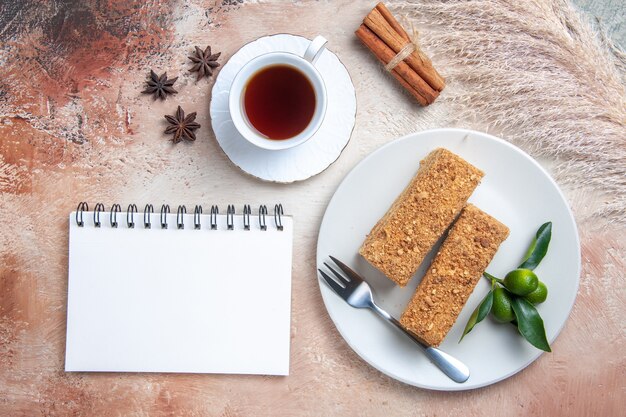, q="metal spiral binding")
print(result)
[210,205,218,230]
[177,205,186,229]
[243,205,251,230]
[274,204,284,231]
[76,202,88,226]
[93,203,105,227]
[227,205,235,230]
[259,205,267,231]
[75,203,285,231]
[144,204,153,229]
[127,204,137,228]
[160,204,170,229]
[110,204,121,228]
[194,205,202,230]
